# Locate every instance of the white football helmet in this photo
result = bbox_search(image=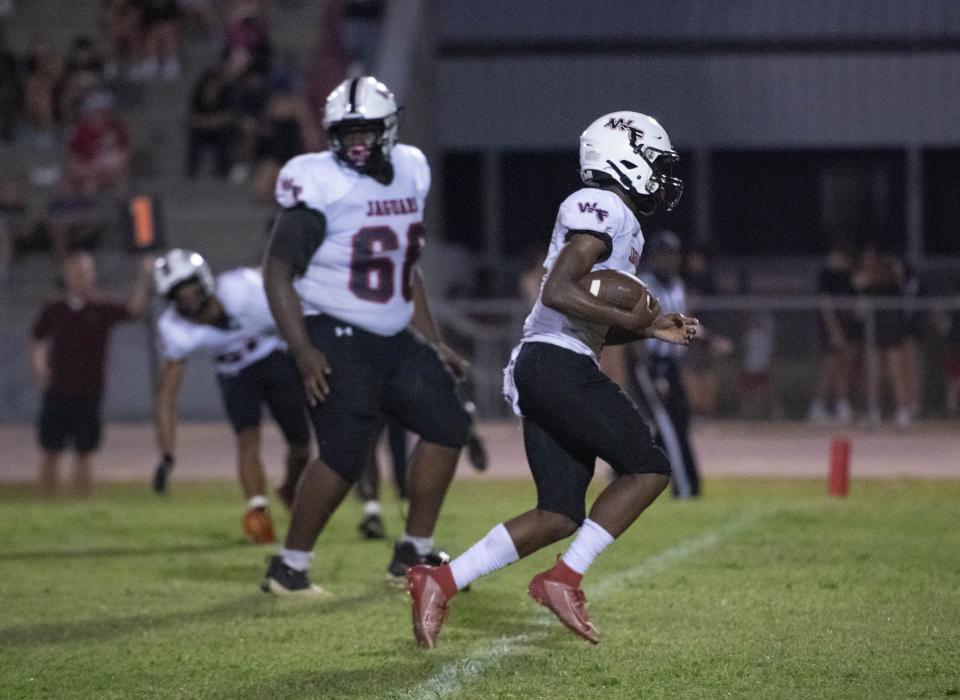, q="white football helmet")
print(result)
[324,76,399,172]
[154,249,215,298]
[580,111,683,215]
